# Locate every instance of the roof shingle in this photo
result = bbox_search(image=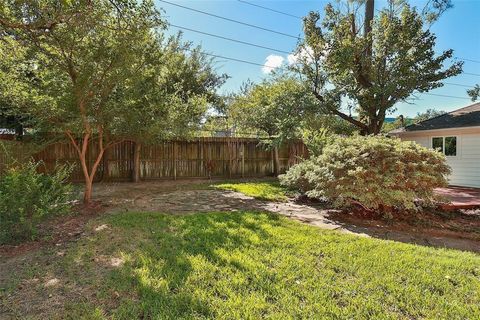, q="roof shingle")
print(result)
[393,102,480,132]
